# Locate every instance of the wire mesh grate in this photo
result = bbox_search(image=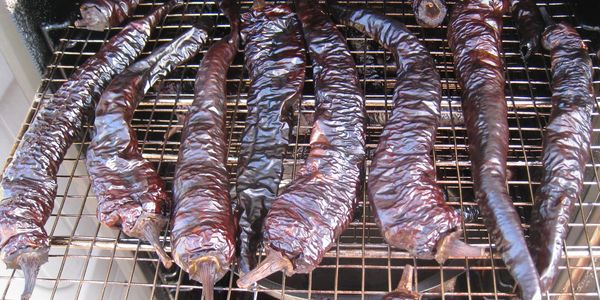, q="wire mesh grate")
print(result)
[1,0,600,299]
